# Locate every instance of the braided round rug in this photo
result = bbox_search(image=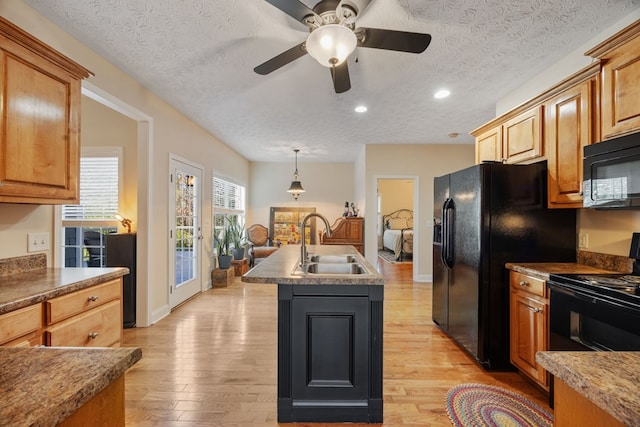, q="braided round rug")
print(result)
[446,383,553,427]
